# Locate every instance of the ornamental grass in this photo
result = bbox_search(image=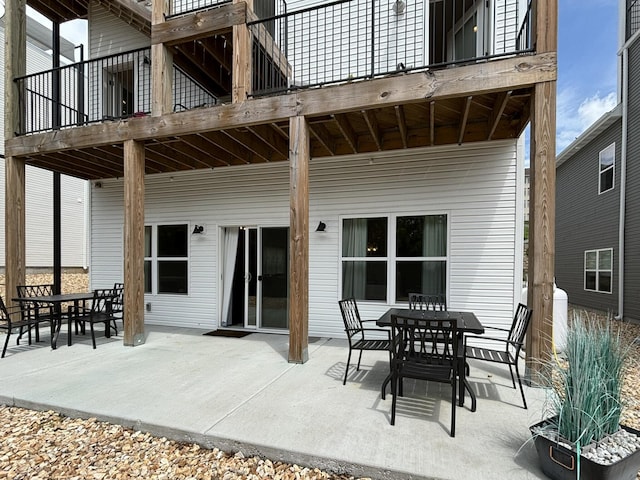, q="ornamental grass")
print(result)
[549,313,630,445]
